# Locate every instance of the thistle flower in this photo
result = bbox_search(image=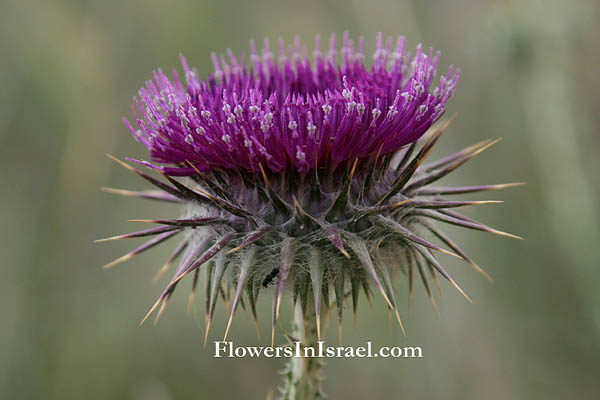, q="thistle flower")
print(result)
[100,33,522,350]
